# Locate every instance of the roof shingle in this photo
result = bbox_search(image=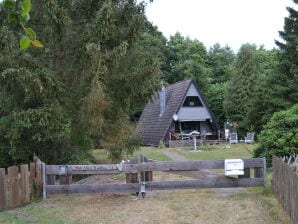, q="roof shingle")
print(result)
[135,79,191,146]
